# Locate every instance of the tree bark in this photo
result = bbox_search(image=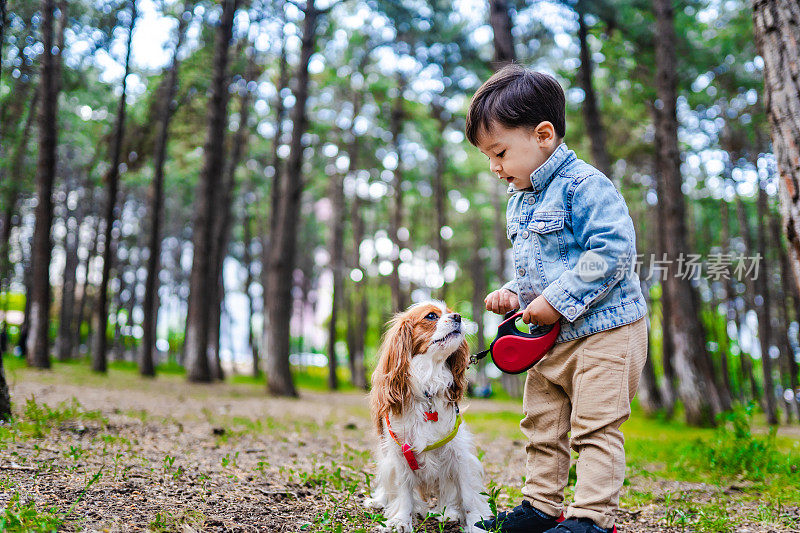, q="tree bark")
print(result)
[55,168,83,361]
[489,0,515,69]
[388,72,407,312]
[754,181,778,424]
[261,8,288,375]
[752,0,800,299]
[242,203,260,378]
[265,0,319,396]
[184,0,237,382]
[0,0,11,421]
[734,194,763,402]
[207,42,256,382]
[577,10,612,177]
[0,88,39,318]
[771,205,800,422]
[325,132,346,390]
[26,0,63,369]
[345,85,368,390]
[431,100,449,302]
[652,0,722,426]
[141,4,190,377]
[91,0,137,373]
